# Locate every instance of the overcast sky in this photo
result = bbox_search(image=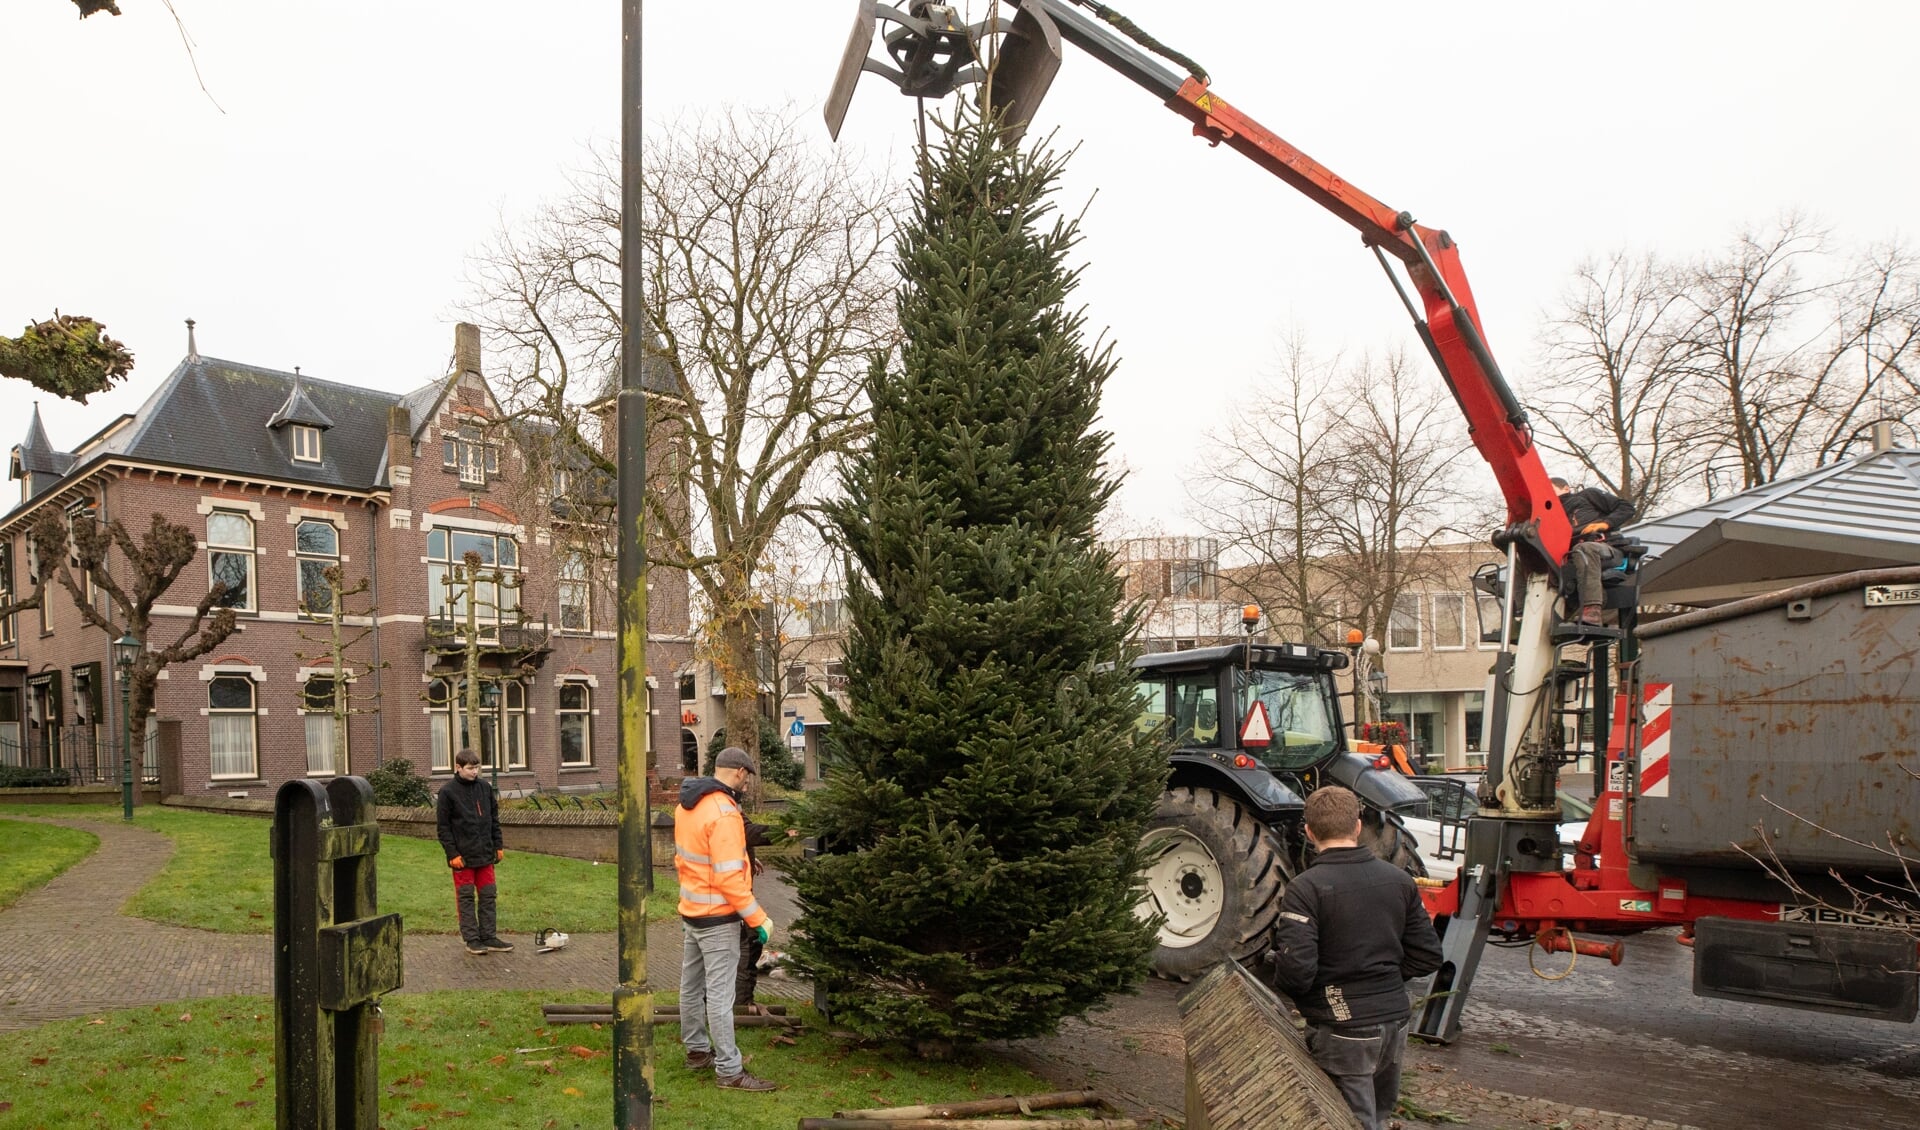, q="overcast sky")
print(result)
[5,1,1916,532]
